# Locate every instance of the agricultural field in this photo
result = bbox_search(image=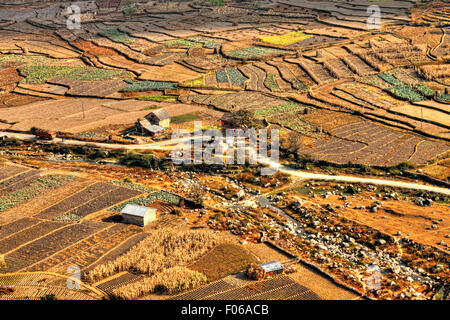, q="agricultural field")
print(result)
[0,0,449,303]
